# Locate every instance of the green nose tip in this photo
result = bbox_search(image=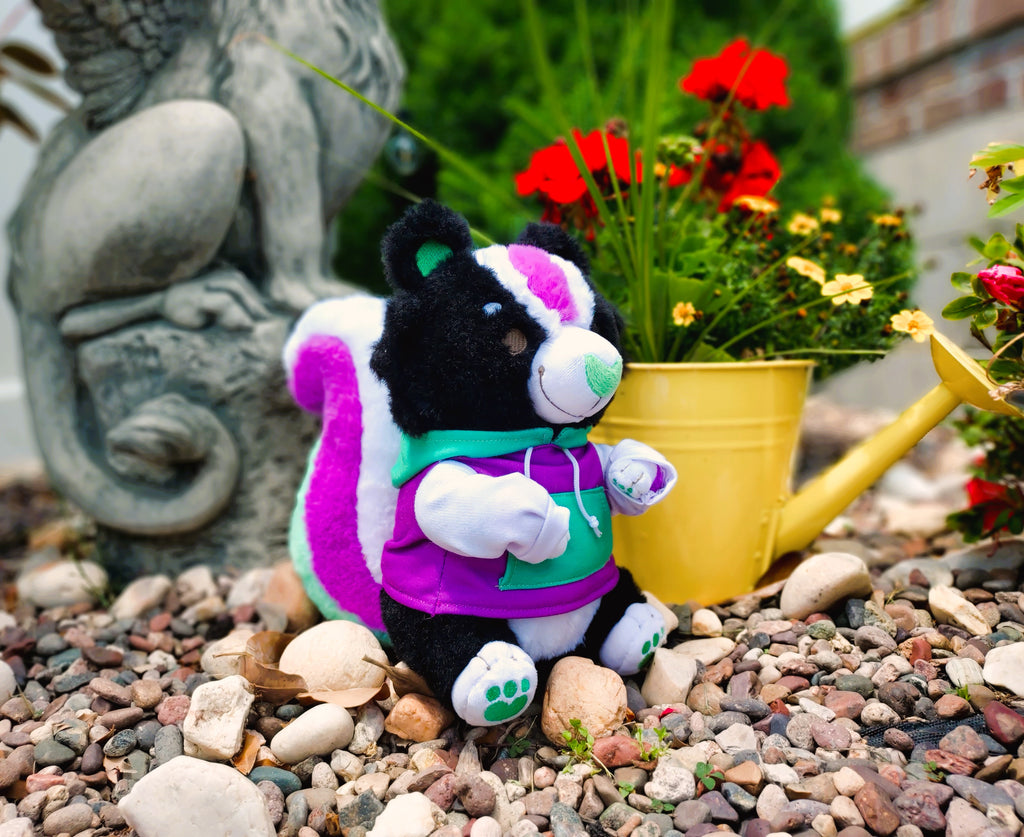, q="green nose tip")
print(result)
[584,354,623,398]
